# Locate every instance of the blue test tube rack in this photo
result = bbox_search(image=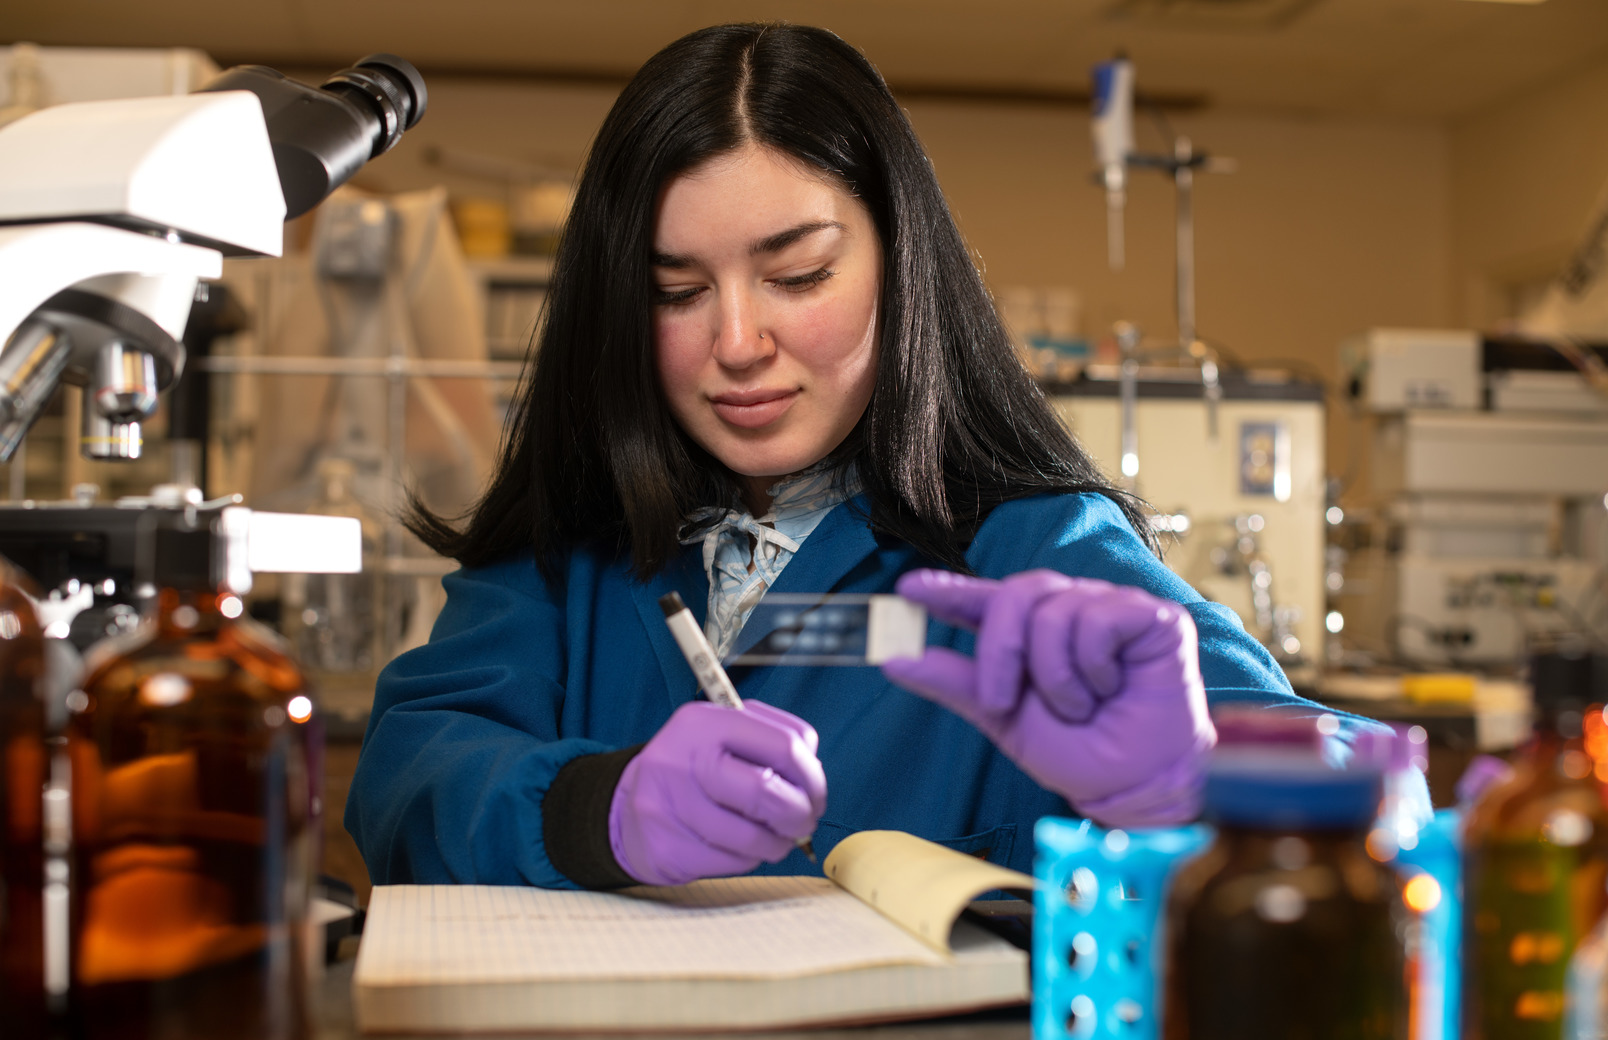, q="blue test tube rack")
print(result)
[1032,819,1211,1039]
[1031,810,1464,1040]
